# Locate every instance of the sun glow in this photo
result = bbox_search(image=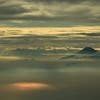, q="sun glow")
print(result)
[4,82,53,90]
